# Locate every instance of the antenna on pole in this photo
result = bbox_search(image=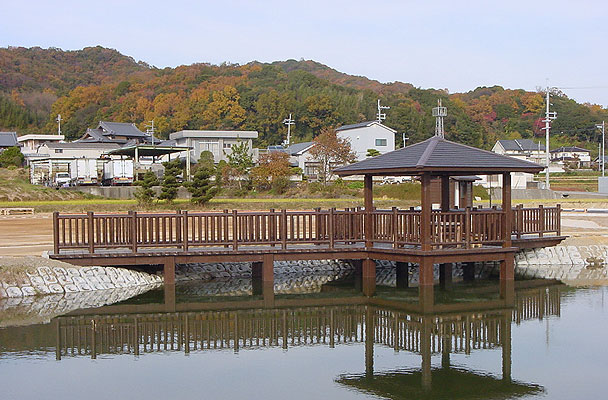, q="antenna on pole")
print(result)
[377,99,390,123]
[145,120,155,145]
[56,114,62,135]
[432,99,447,137]
[283,113,295,146]
[542,86,557,189]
